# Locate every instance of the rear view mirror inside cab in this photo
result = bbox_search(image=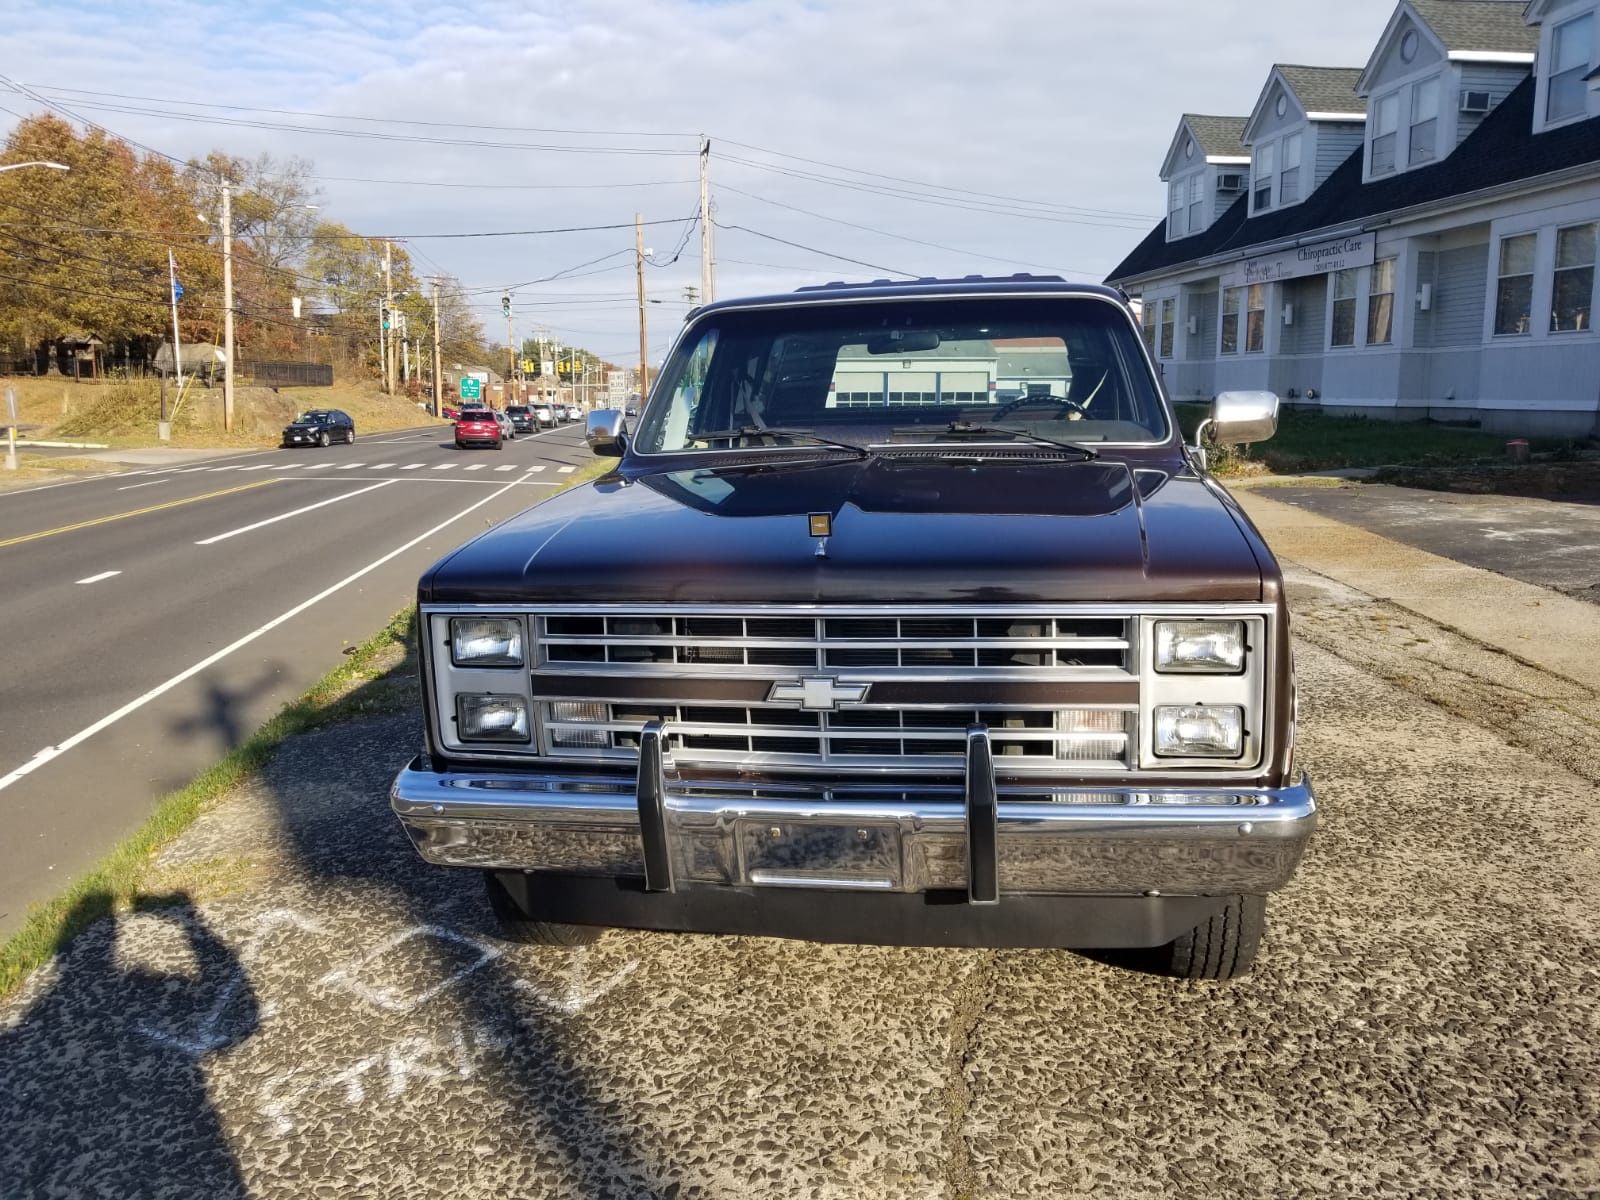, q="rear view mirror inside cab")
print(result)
[866,330,941,355]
